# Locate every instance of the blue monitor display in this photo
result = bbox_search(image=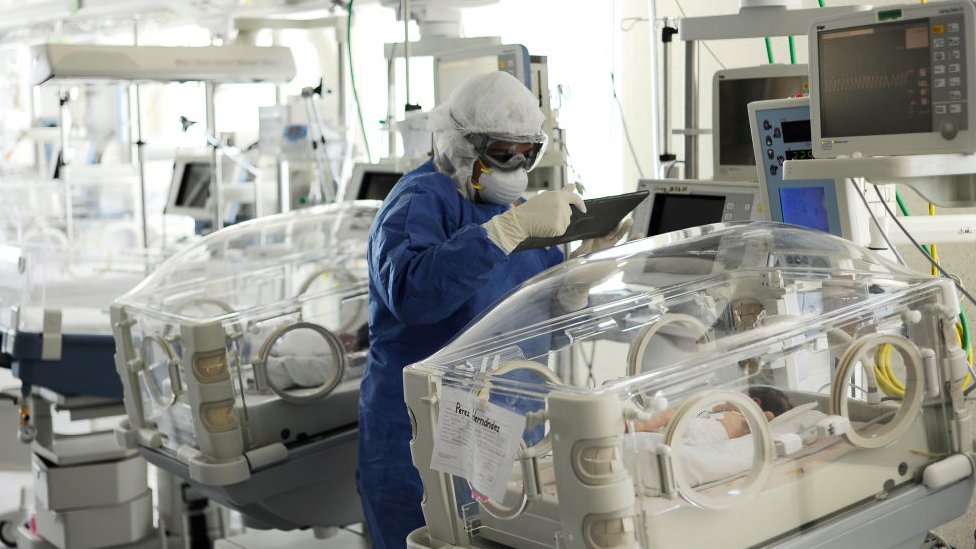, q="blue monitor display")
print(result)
[780,187,830,232]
